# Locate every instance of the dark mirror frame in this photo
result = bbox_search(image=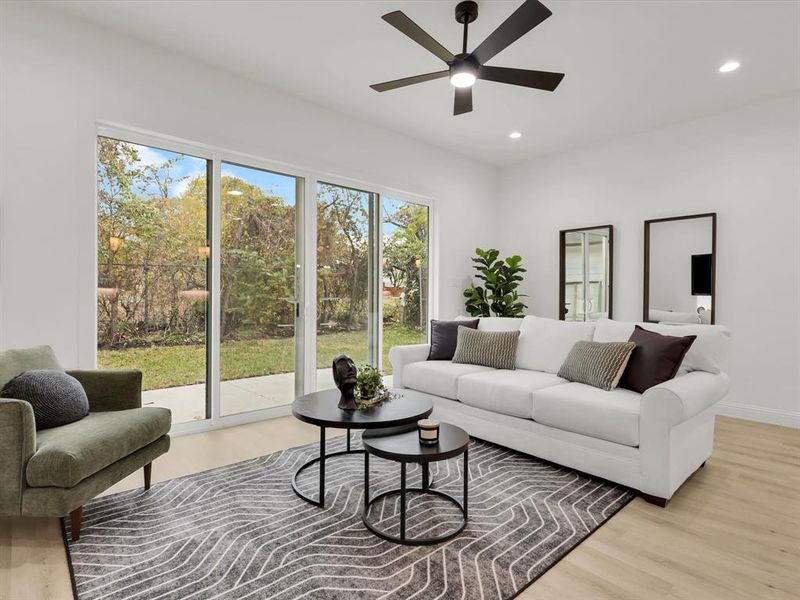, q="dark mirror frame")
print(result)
[559,225,614,321]
[643,212,717,324]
